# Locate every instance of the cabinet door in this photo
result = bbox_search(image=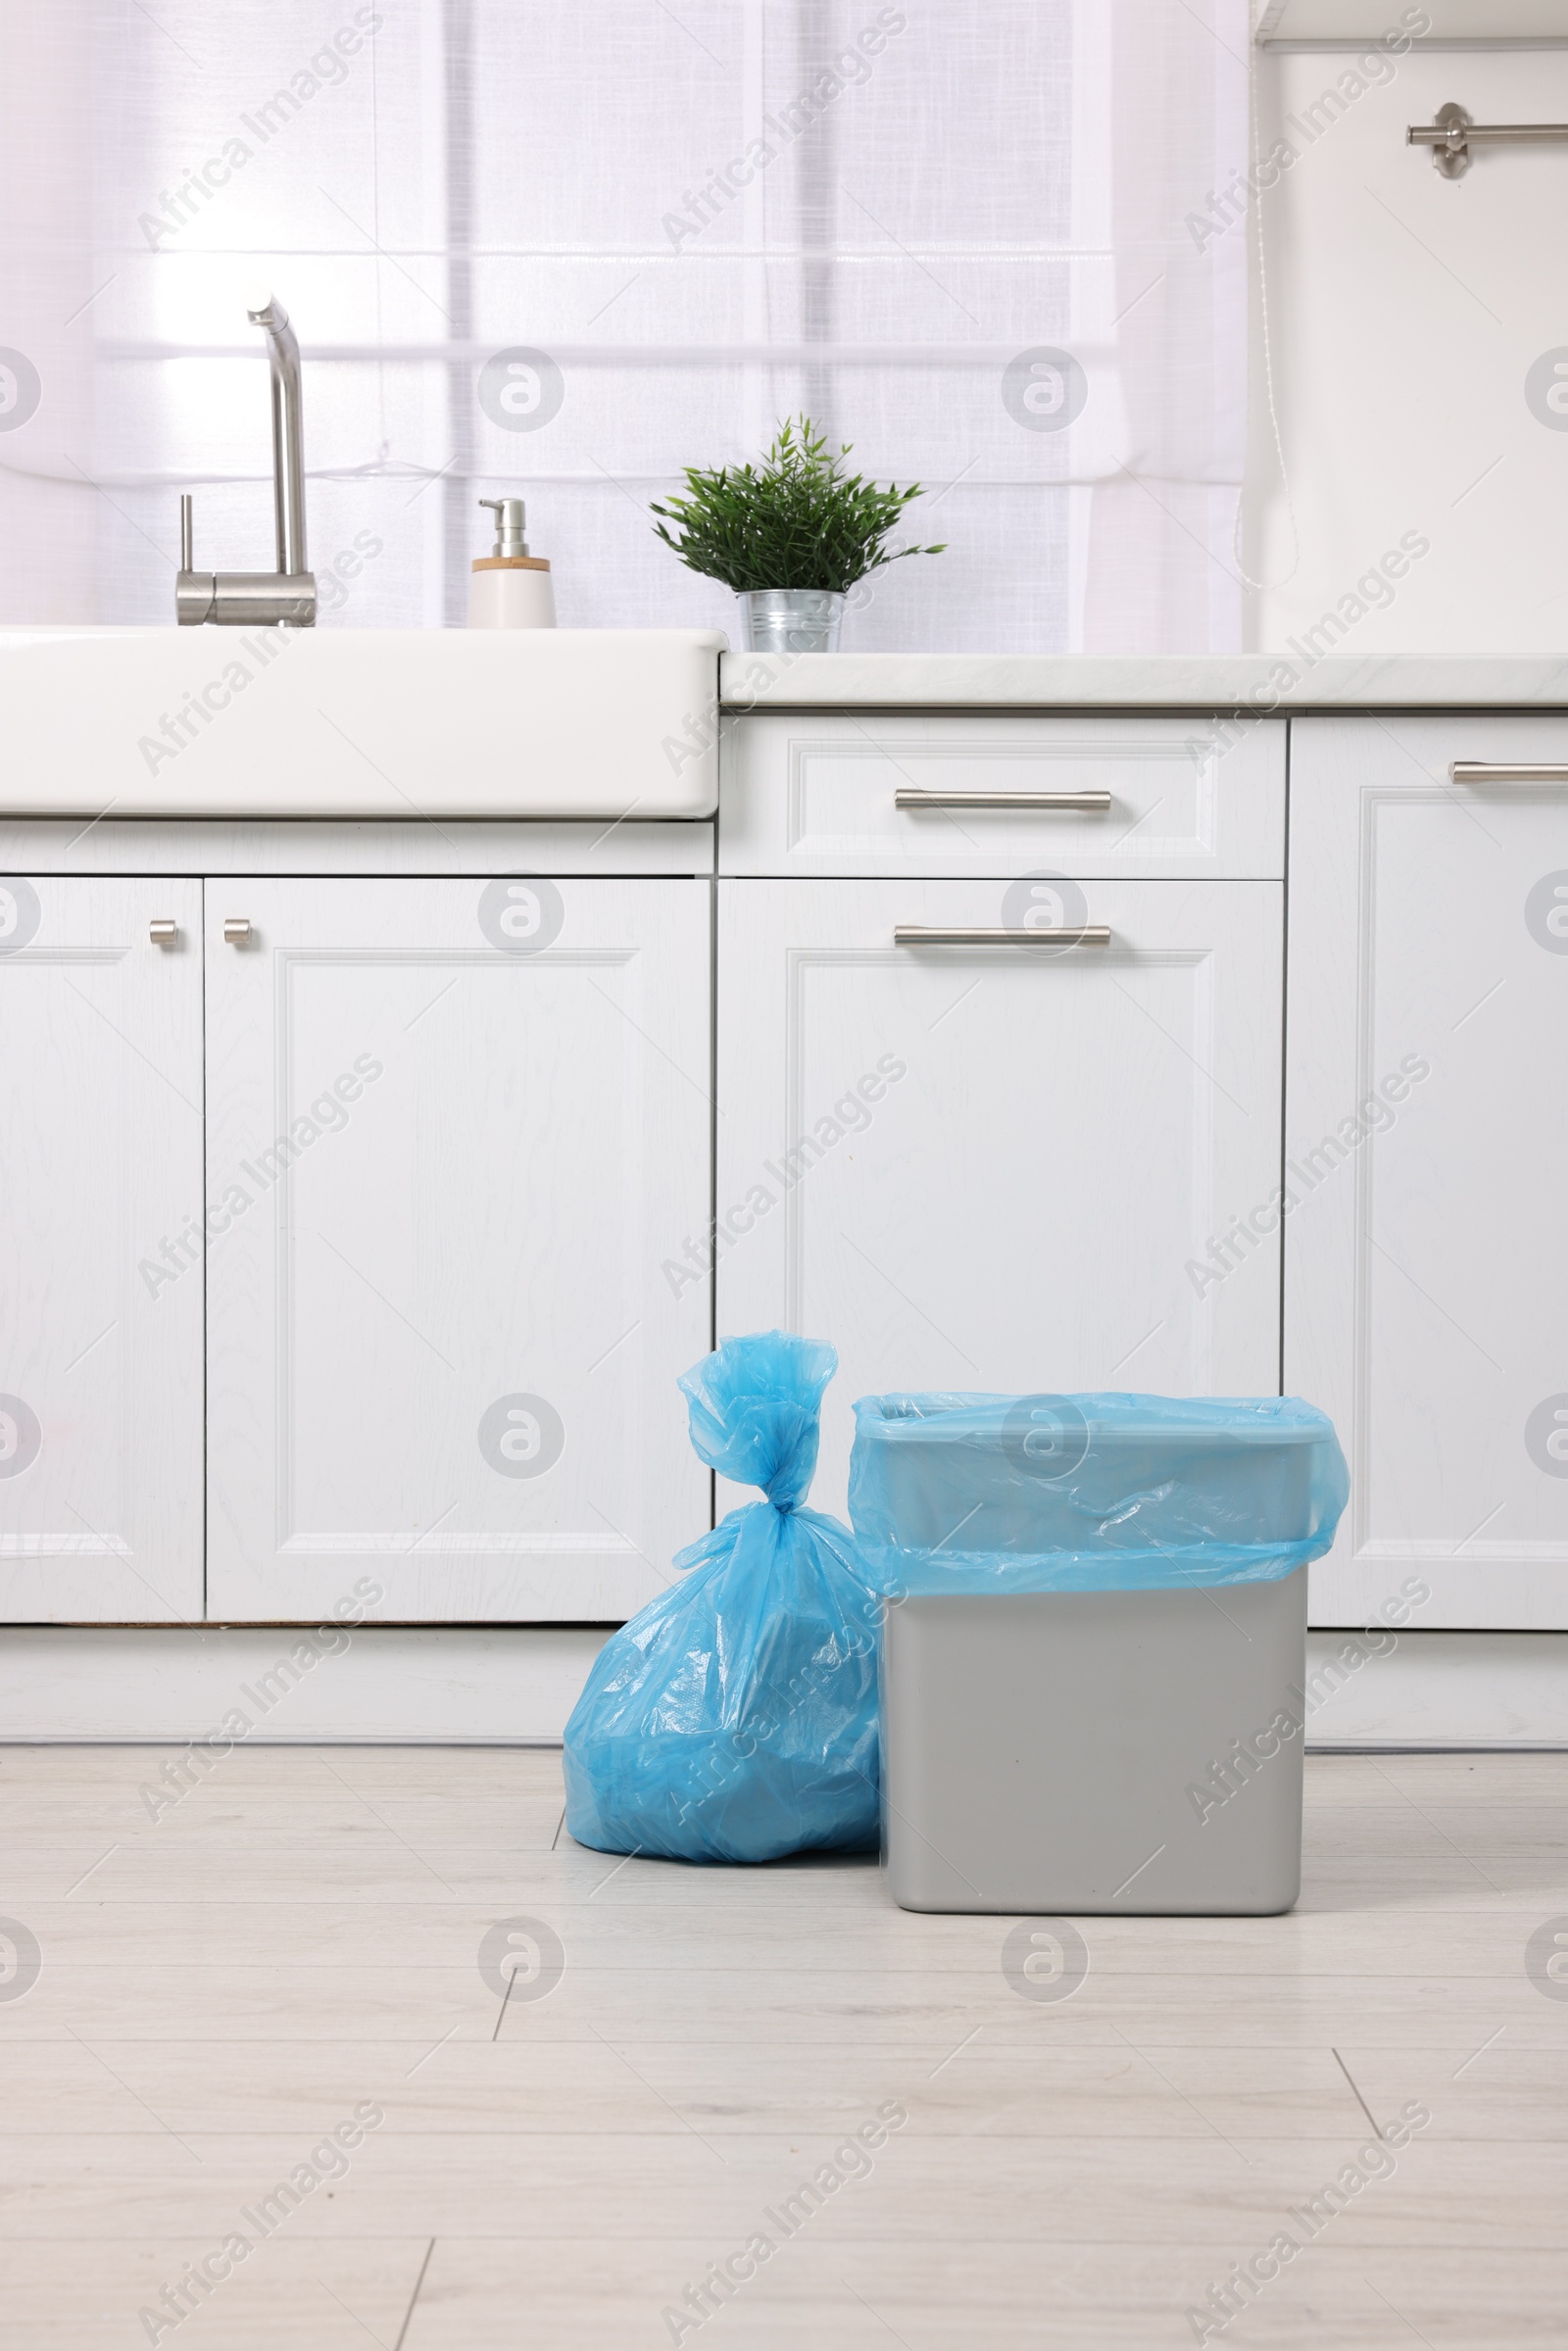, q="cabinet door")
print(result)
[715,878,1283,1519]
[0,875,204,1622]
[1287,719,1568,1630]
[204,878,711,1622]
